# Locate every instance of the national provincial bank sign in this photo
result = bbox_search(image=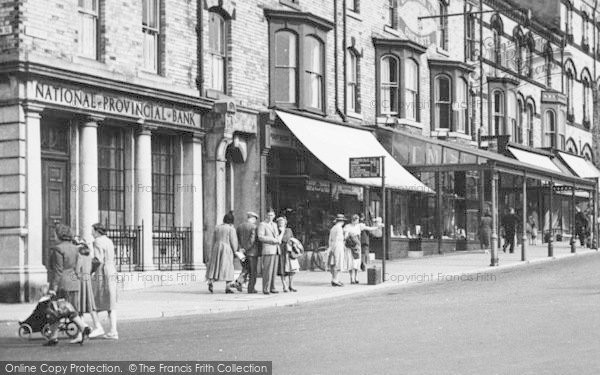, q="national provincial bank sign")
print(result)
[30,82,201,127]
